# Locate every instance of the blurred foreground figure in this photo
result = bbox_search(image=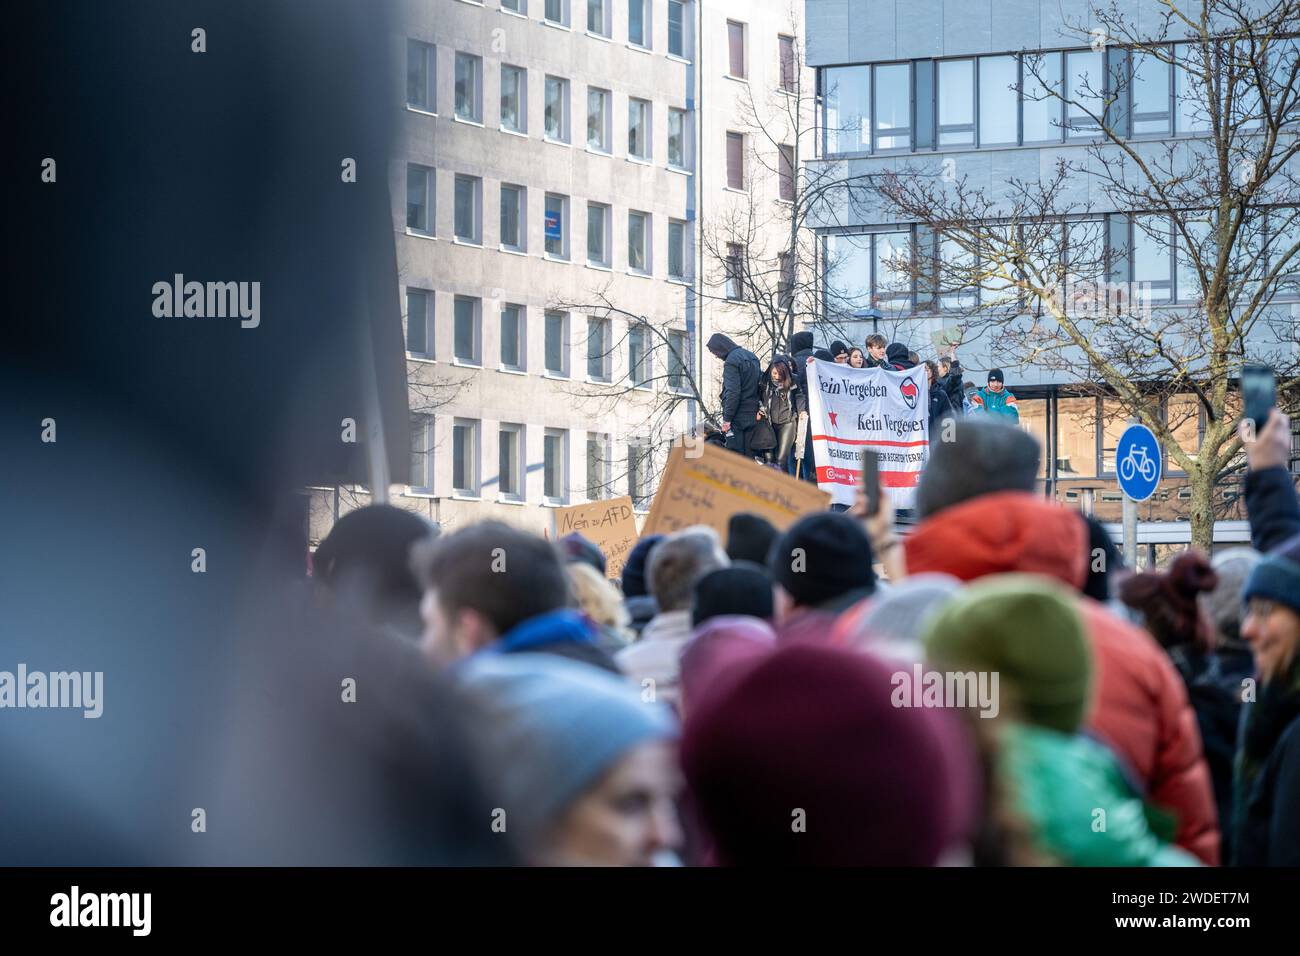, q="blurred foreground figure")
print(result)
[456,653,680,866]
